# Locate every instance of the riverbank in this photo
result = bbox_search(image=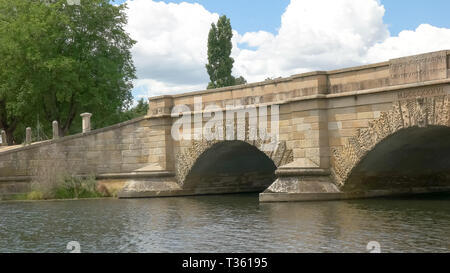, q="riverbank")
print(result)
[0,175,123,202]
[0,195,117,203]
